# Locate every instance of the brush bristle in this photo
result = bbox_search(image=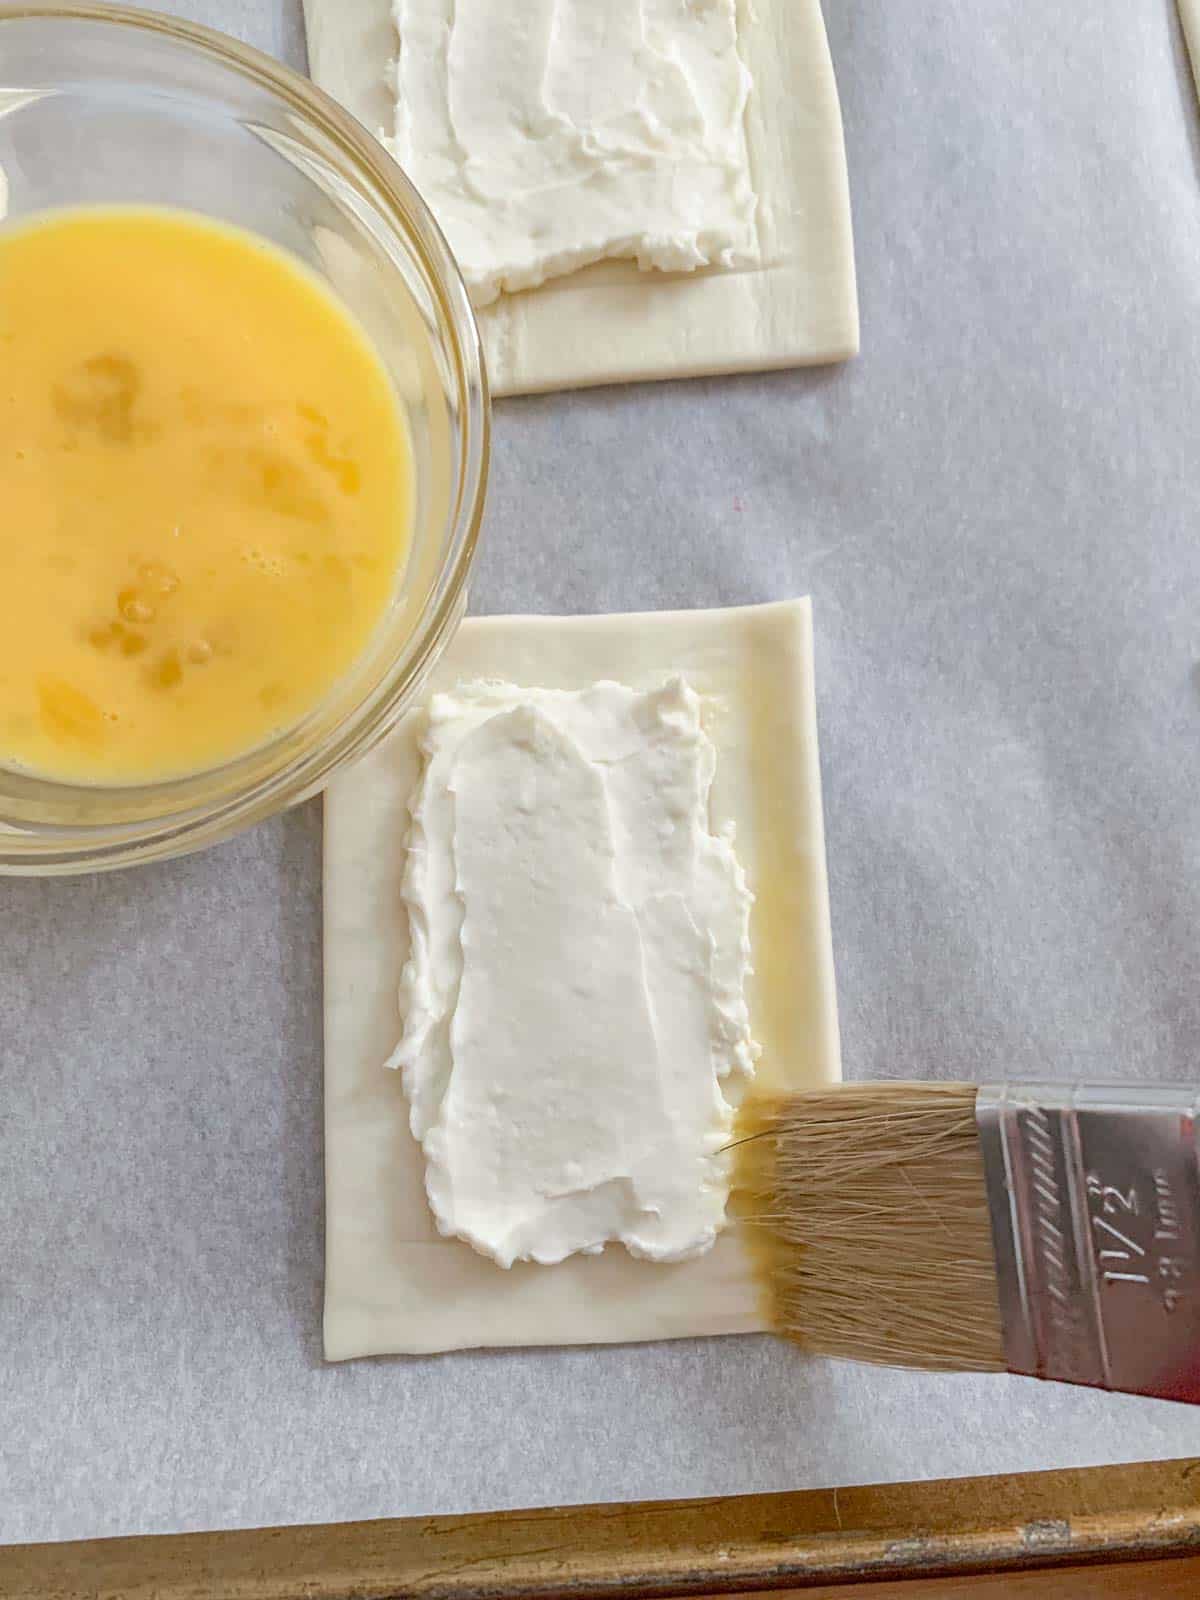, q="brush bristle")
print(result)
[736,1082,1007,1374]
